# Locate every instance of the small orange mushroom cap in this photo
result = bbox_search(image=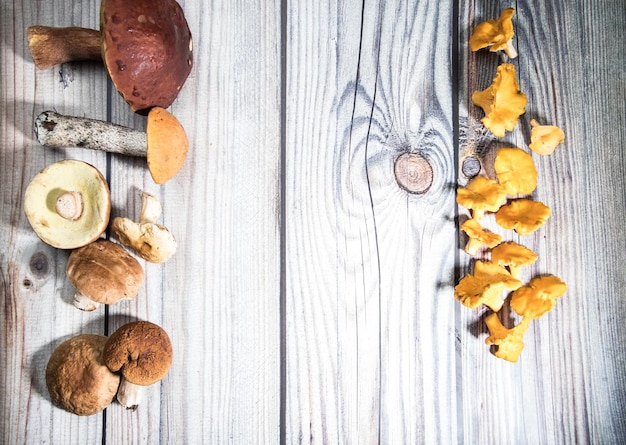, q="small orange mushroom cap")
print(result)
[472,63,527,138]
[146,107,189,184]
[485,314,531,362]
[495,147,537,196]
[529,119,565,155]
[495,198,551,235]
[457,176,507,221]
[491,241,538,279]
[461,218,502,256]
[470,8,518,59]
[510,275,567,319]
[454,260,522,311]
